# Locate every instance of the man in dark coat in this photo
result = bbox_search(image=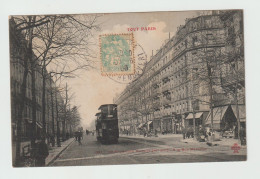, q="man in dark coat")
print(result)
[35,137,49,167]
